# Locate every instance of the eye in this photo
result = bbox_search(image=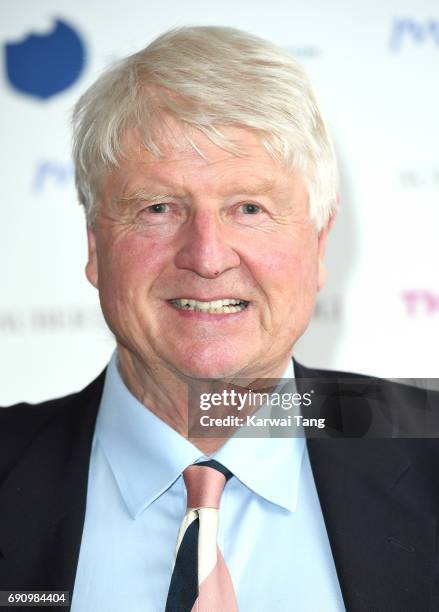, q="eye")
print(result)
[147,203,170,213]
[240,203,261,214]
